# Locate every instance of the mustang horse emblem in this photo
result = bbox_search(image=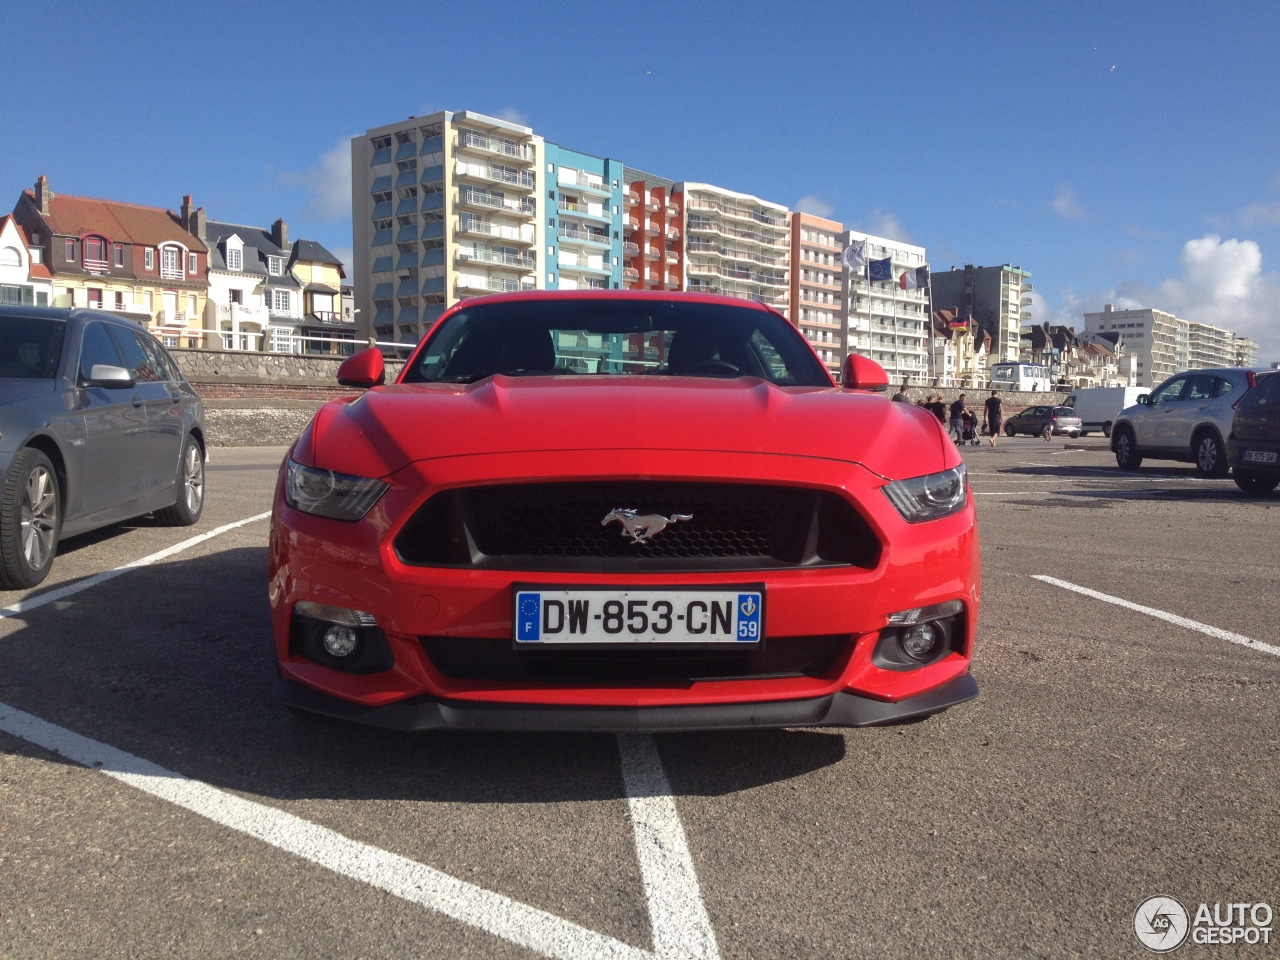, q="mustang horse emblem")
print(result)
[601,508,693,544]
